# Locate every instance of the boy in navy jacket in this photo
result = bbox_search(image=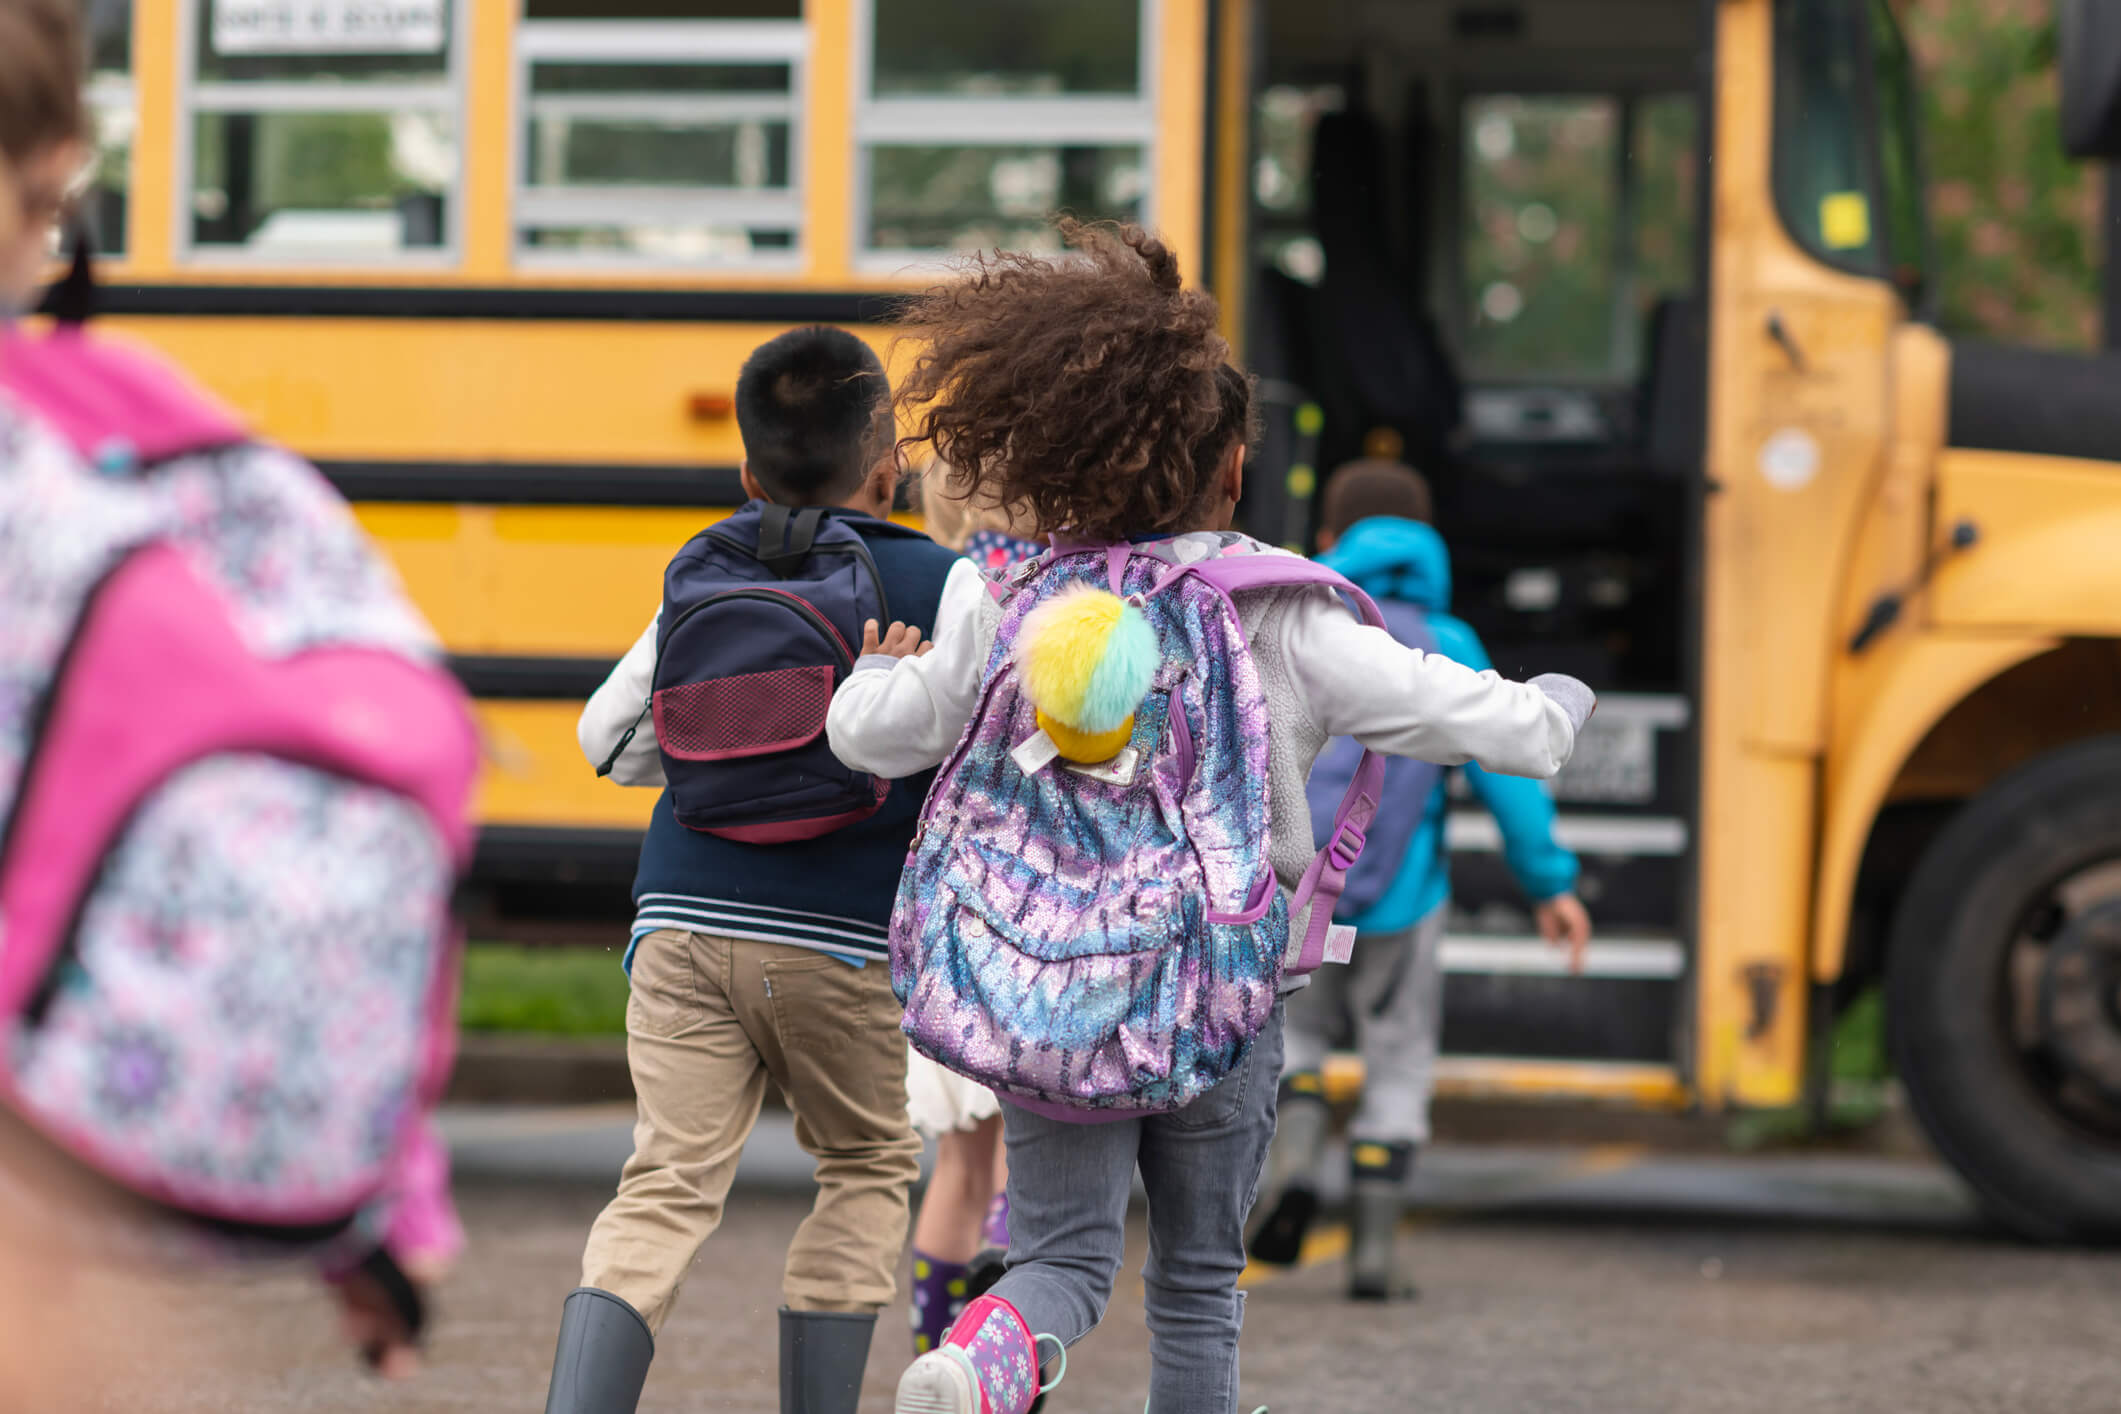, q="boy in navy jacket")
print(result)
[545,328,958,1414]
